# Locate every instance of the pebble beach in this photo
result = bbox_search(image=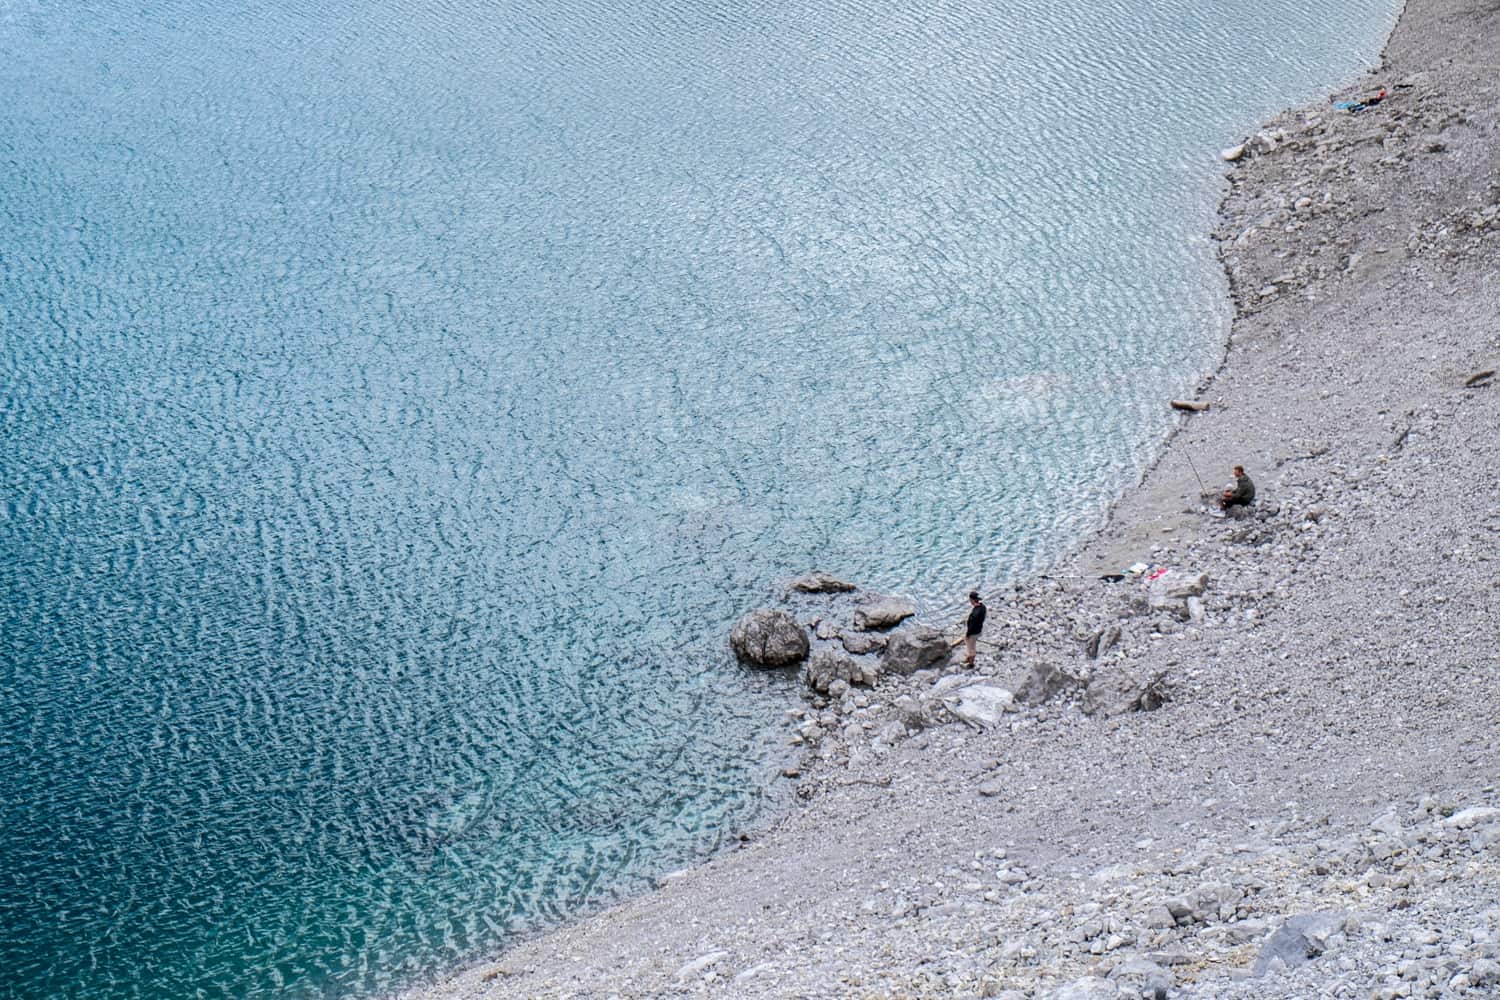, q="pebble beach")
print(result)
[410,0,1500,994]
